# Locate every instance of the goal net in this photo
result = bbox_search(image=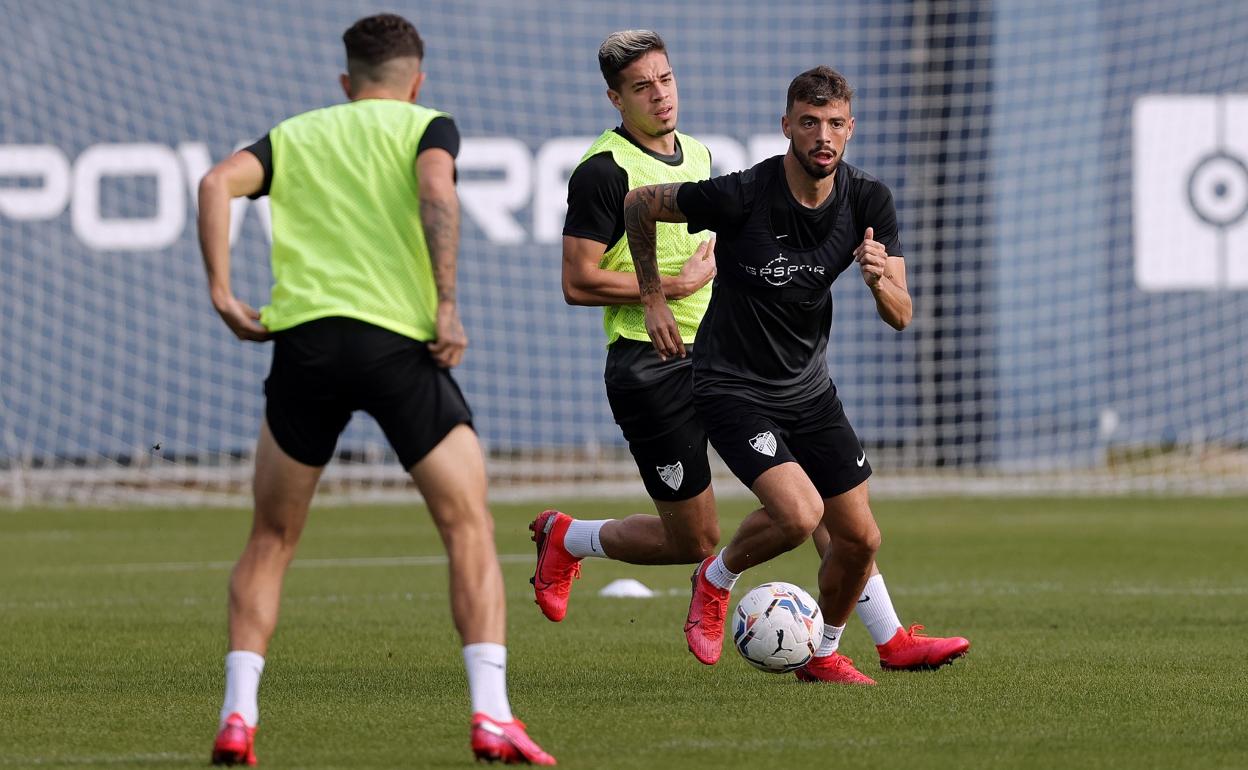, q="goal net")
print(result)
[2,0,1246,505]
